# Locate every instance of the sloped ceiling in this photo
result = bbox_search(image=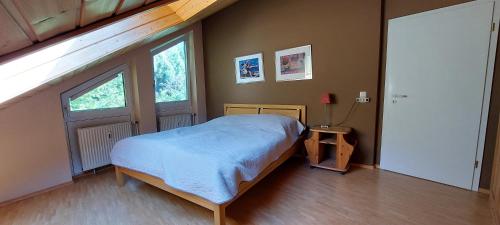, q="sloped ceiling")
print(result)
[0,0,237,109]
[0,0,174,56]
